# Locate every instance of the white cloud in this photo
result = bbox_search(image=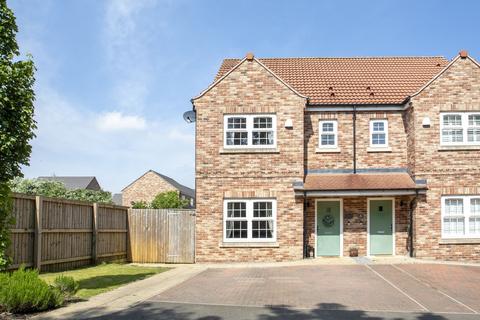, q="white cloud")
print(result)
[96,112,146,131]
